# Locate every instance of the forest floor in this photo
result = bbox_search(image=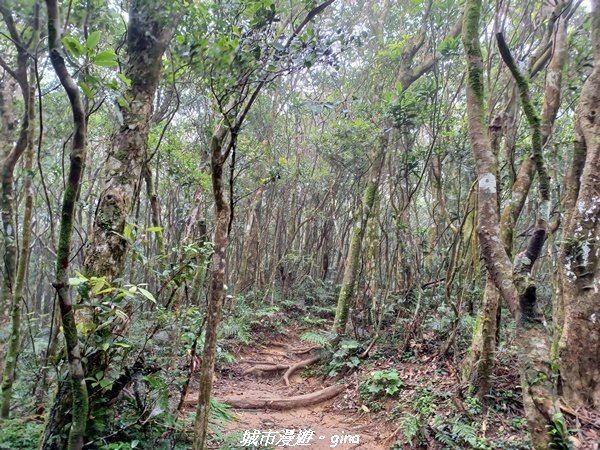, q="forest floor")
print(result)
[185,325,600,449]
[200,331,393,449]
